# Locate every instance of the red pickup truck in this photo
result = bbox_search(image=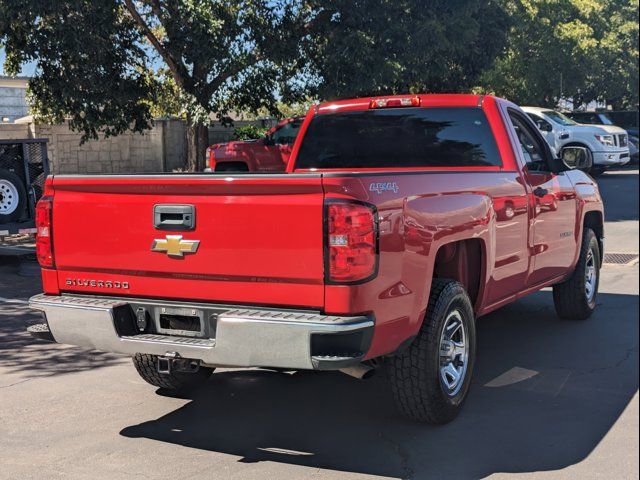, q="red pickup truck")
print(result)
[206,117,303,172]
[29,94,604,424]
